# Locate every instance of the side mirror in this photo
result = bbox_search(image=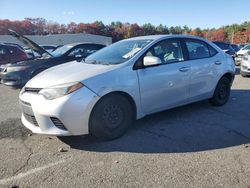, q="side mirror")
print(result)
[143,56,162,66]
